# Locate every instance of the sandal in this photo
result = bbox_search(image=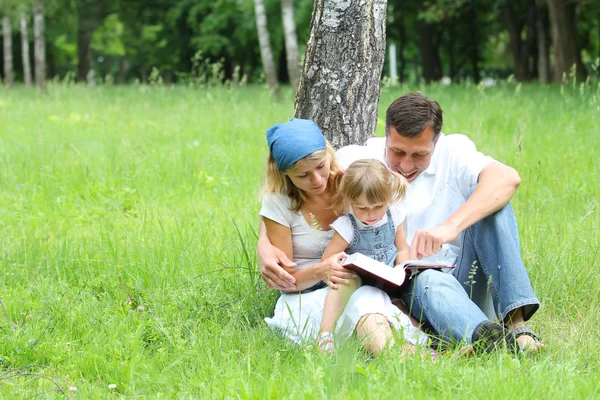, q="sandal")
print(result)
[317,332,336,354]
[512,326,544,354]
